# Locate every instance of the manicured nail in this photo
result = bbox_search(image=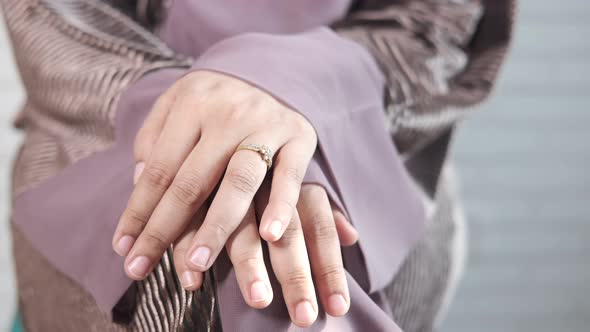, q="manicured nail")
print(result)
[128,256,151,279]
[133,162,145,185]
[268,220,283,239]
[295,301,316,326]
[115,235,134,256]
[328,294,348,316]
[189,246,211,269]
[250,281,270,303]
[181,271,197,289]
